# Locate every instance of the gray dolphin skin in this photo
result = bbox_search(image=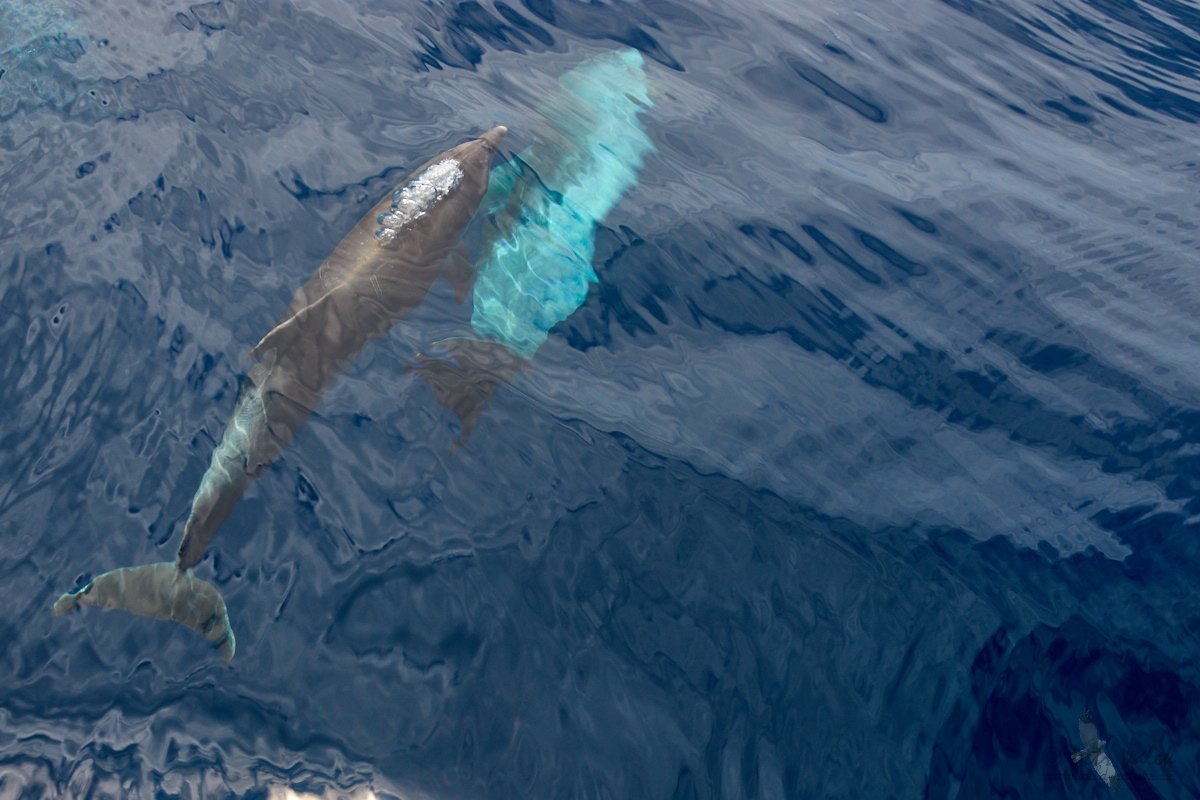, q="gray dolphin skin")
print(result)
[51,563,236,665]
[52,126,506,664]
